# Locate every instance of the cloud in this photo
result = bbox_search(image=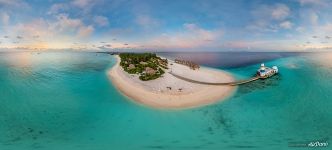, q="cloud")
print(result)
[94,16,109,27]
[136,15,160,29]
[48,3,68,15]
[296,26,305,32]
[271,4,290,20]
[78,25,94,37]
[248,3,291,32]
[54,14,95,38]
[279,21,293,29]
[48,0,102,16]
[298,0,329,6]
[183,23,198,30]
[71,0,100,13]
[16,36,23,39]
[252,3,290,21]
[0,13,95,49]
[53,14,95,37]
[147,23,223,49]
[50,13,95,38]
[52,14,83,32]
[97,44,112,50]
[0,12,9,25]
[317,23,332,33]
[0,0,29,8]
[308,11,319,25]
[10,19,53,38]
[71,0,92,8]
[183,23,219,41]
